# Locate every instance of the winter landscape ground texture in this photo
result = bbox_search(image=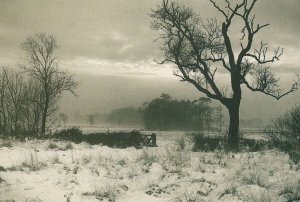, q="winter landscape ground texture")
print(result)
[0,131,299,202]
